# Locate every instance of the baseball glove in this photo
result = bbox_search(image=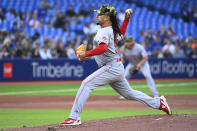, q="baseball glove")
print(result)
[129,65,139,76]
[75,44,90,61]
